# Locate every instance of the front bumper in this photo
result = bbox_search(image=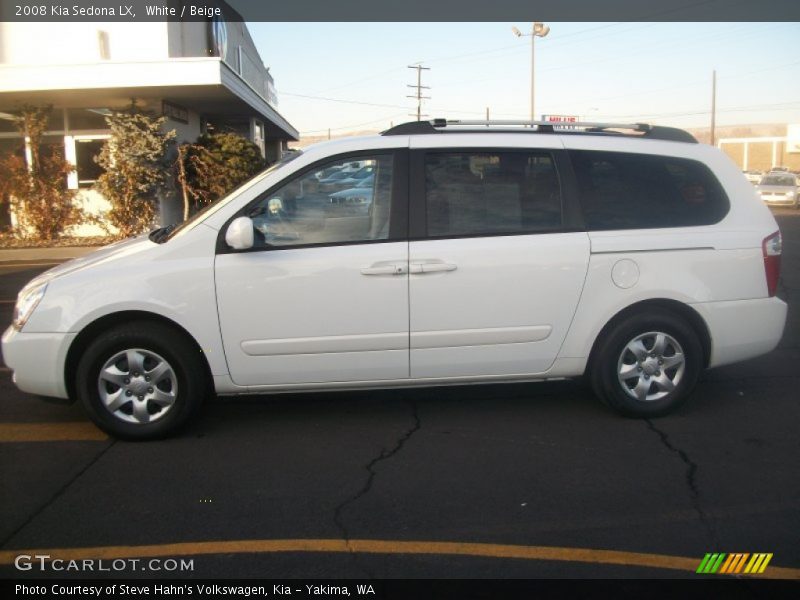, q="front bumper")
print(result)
[2,326,75,399]
[761,196,797,206]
